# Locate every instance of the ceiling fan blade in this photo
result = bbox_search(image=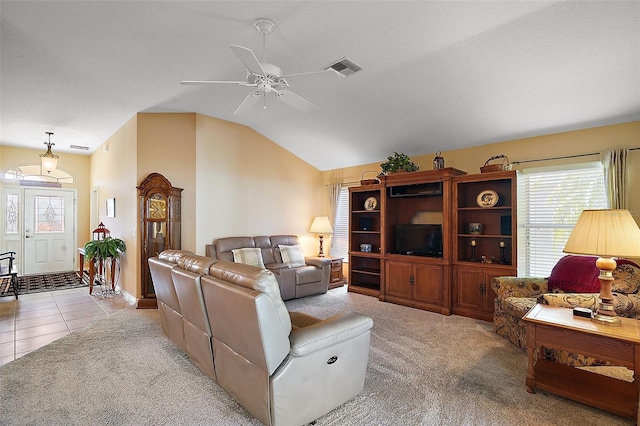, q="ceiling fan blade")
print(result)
[274,90,319,113]
[281,69,334,78]
[180,80,250,85]
[234,91,263,115]
[229,45,265,76]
